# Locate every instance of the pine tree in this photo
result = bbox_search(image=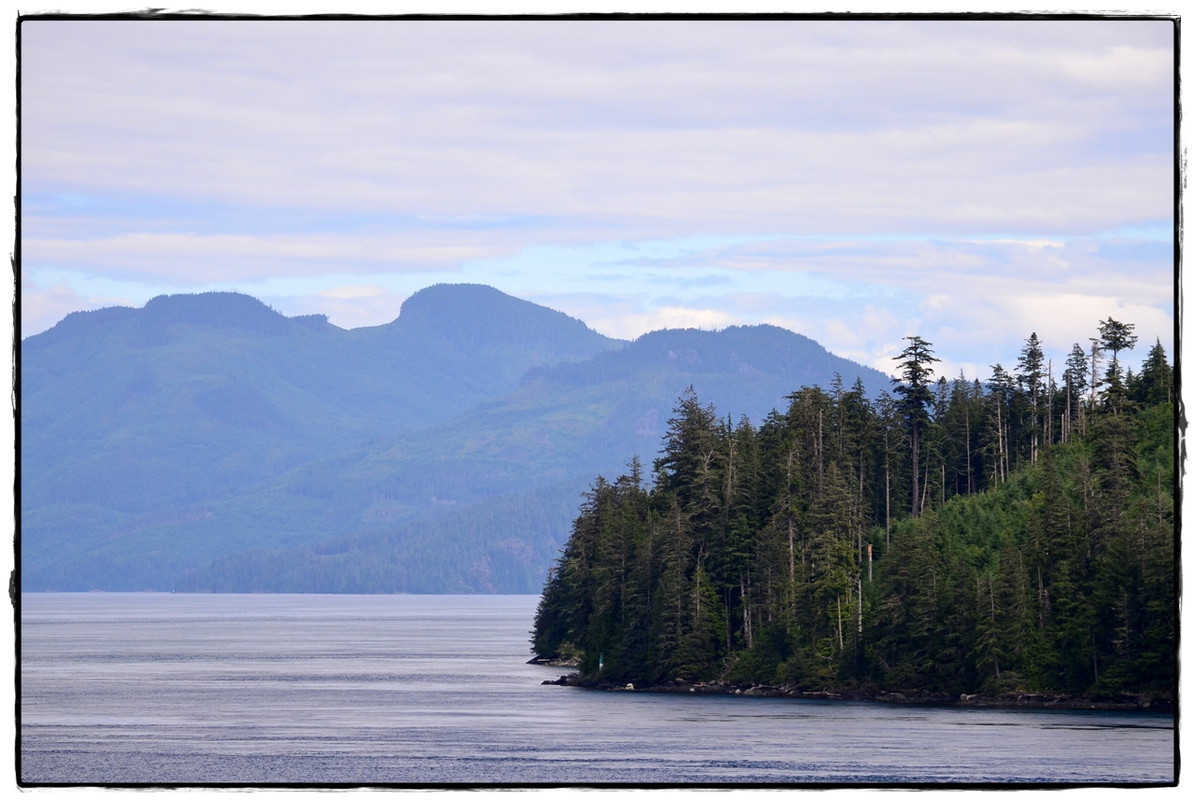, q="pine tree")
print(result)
[1130,339,1172,407]
[1097,318,1138,415]
[651,496,694,682]
[874,391,902,550]
[1064,343,1089,441]
[802,461,858,685]
[985,364,1015,484]
[1017,333,1045,463]
[892,336,939,517]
